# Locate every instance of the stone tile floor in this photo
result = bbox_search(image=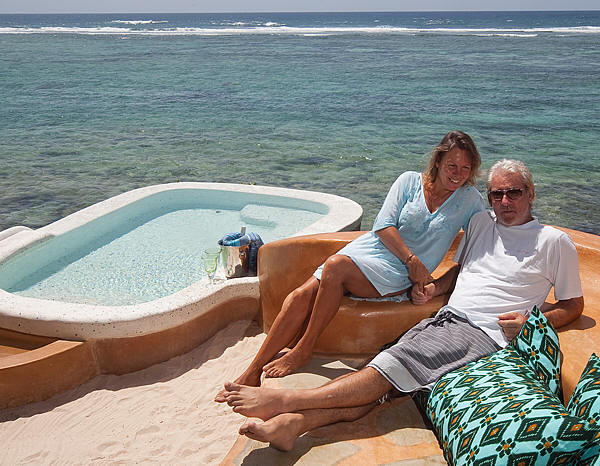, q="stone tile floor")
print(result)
[221,356,445,465]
